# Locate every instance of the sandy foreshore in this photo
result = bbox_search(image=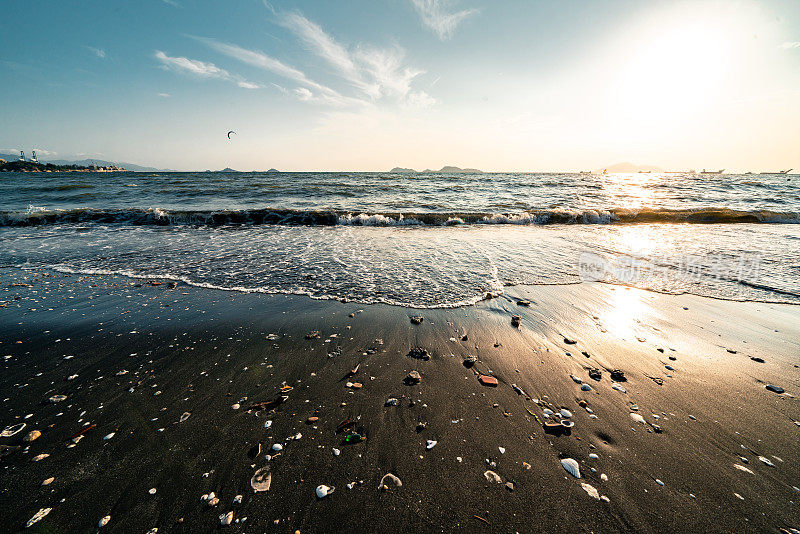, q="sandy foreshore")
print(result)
[1,269,798,533]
